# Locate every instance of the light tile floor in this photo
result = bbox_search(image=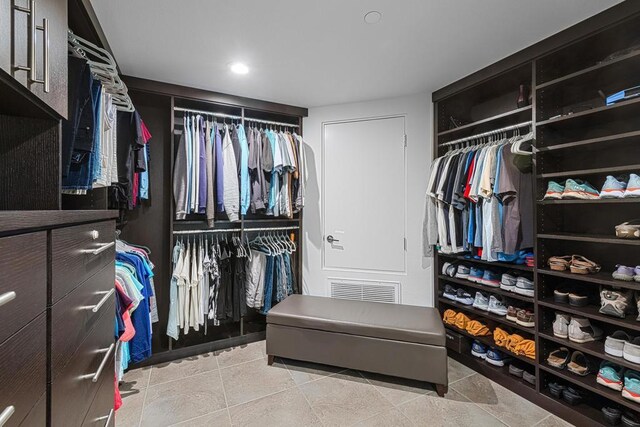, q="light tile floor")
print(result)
[117,341,573,427]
